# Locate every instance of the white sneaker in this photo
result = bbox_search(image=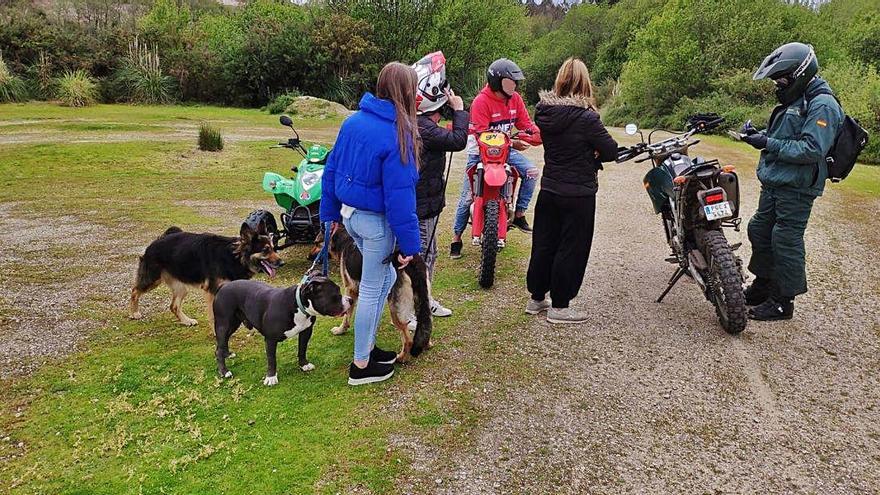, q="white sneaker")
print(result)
[546,307,589,324]
[525,298,551,315]
[430,300,453,317]
[407,315,417,332]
